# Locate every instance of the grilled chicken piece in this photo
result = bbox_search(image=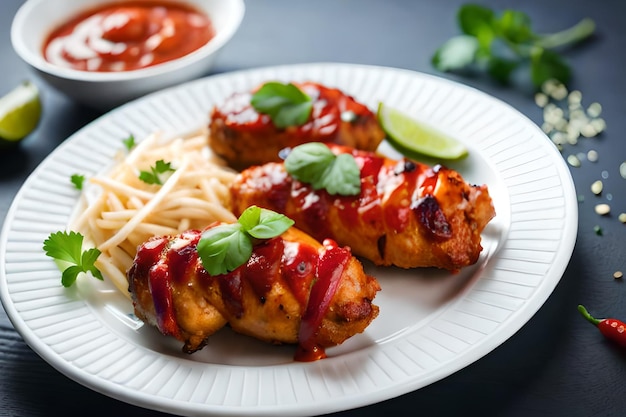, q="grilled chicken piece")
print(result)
[208,81,385,170]
[127,226,380,361]
[230,145,496,271]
